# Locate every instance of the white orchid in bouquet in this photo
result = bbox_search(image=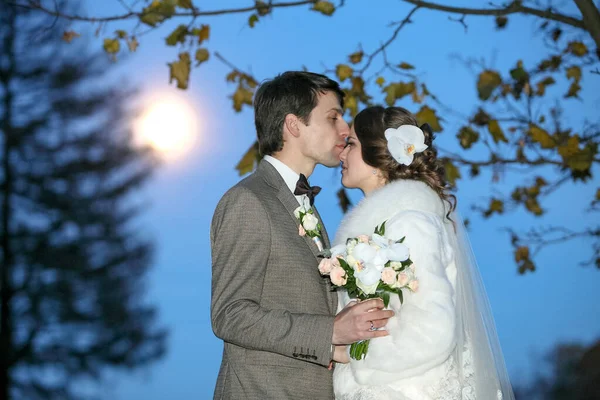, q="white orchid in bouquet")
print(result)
[318,221,418,360]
